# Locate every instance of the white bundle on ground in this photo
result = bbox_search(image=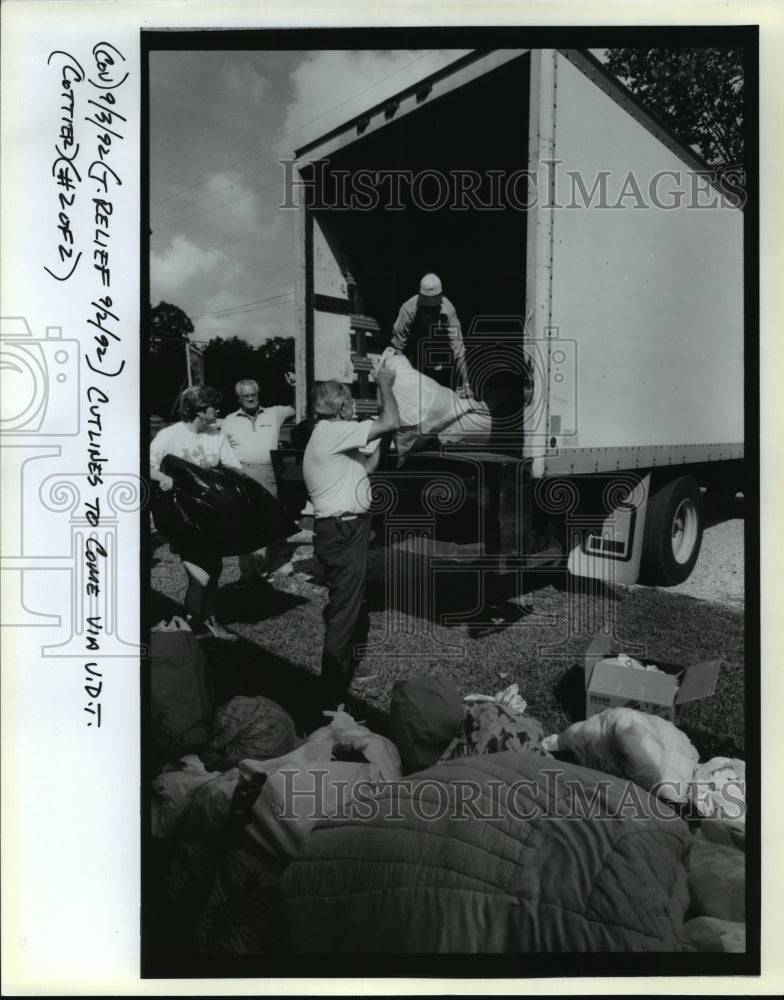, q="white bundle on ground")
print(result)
[151,755,222,837]
[540,707,700,803]
[690,757,746,824]
[241,707,402,860]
